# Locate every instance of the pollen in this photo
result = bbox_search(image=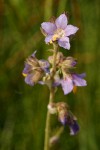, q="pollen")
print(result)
[73,86,77,94]
[49,34,58,43]
[22,73,27,77]
[49,29,65,44]
[50,40,53,44]
[52,34,59,41]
